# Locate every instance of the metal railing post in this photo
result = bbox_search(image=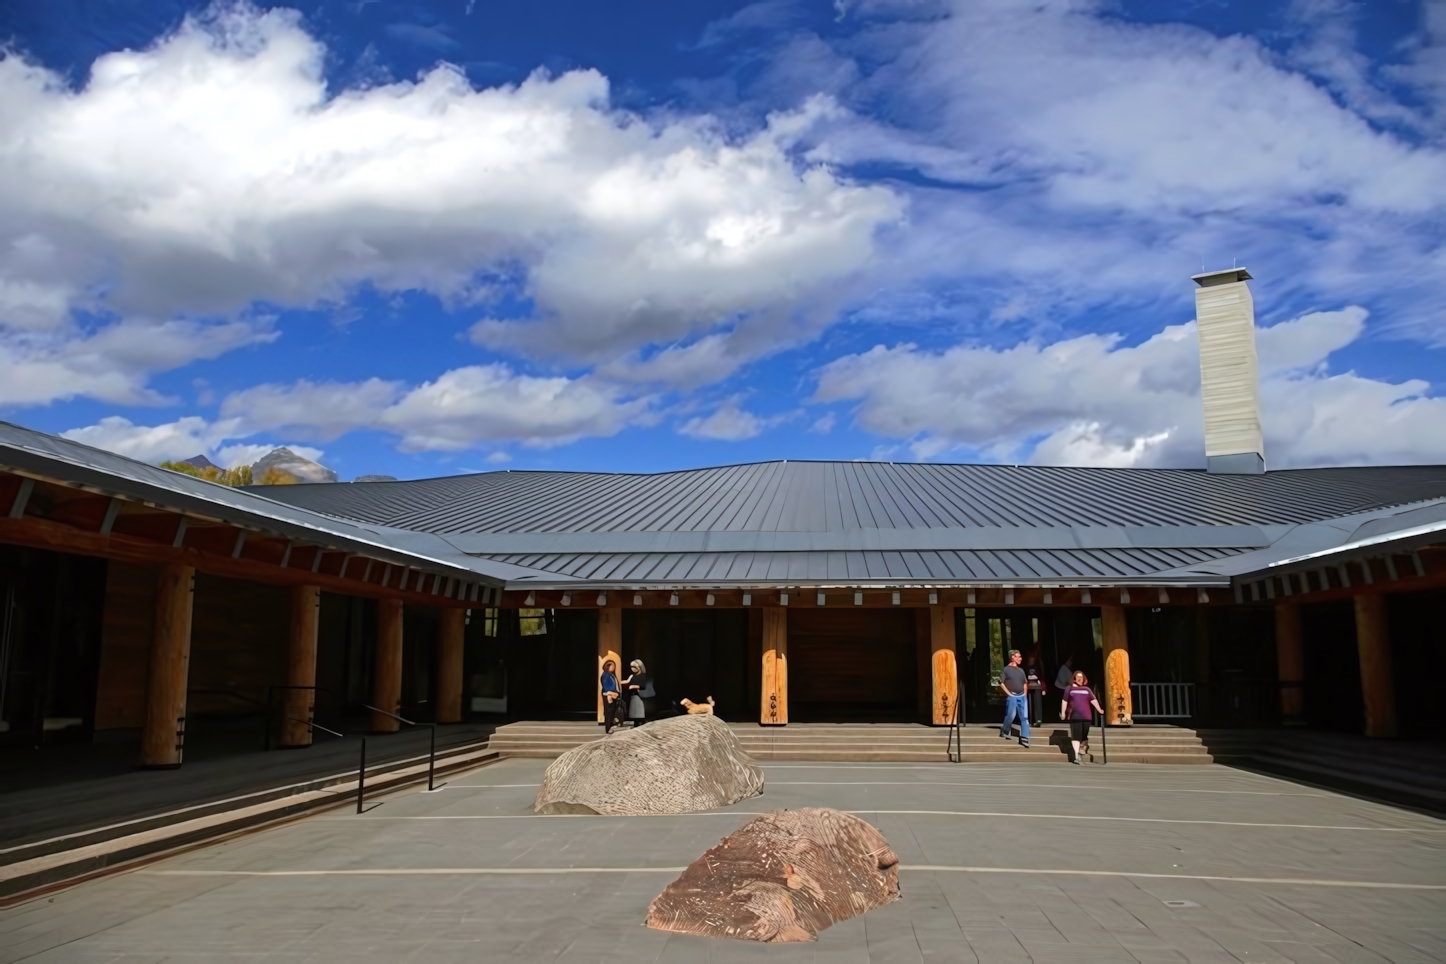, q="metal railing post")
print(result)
[358,737,367,814]
[364,703,440,793]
